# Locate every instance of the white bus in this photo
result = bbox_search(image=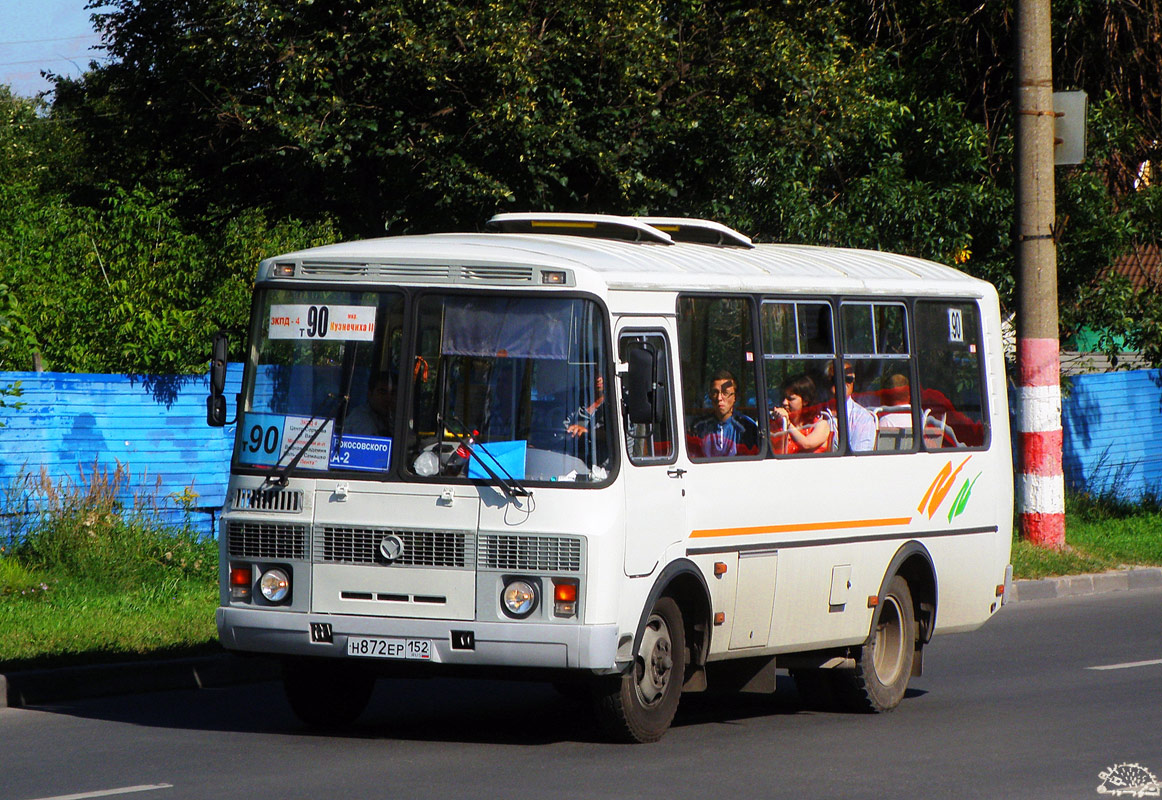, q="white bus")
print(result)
[208,213,1013,742]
